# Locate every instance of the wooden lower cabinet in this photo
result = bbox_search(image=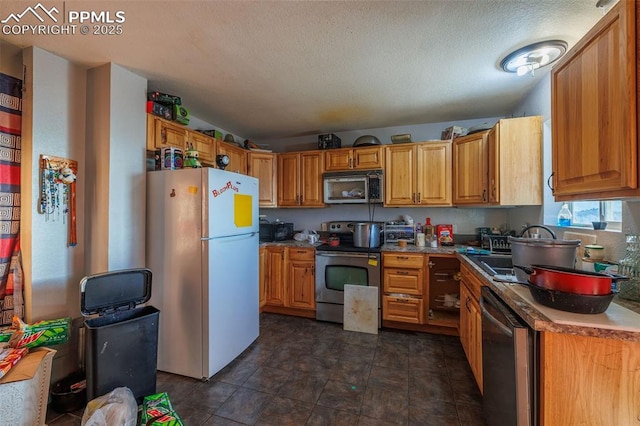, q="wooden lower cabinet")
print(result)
[262,245,315,317]
[382,296,423,324]
[264,246,286,306]
[459,281,482,392]
[459,262,483,392]
[259,246,266,309]
[540,331,640,425]
[382,253,426,325]
[286,248,315,310]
